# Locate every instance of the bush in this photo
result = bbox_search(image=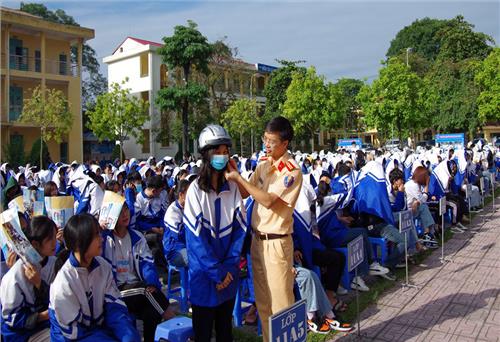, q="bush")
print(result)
[28,138,51,169]
[2,140,25,169]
